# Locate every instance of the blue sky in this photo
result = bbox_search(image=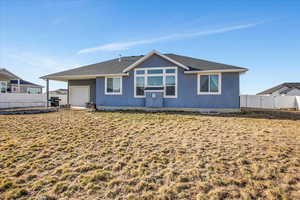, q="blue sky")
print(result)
[1,0,300,94]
